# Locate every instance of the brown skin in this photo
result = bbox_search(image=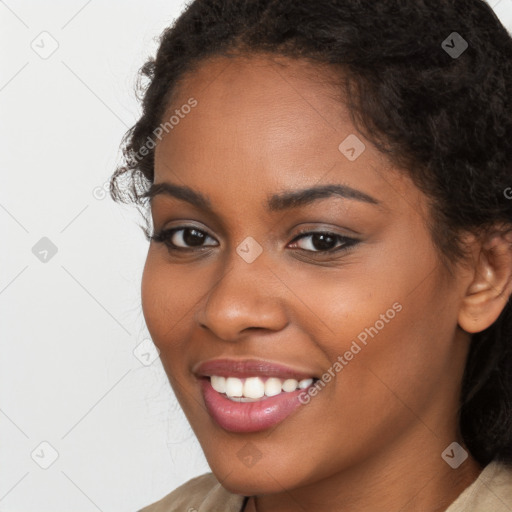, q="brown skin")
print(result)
[141,54,512,511]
